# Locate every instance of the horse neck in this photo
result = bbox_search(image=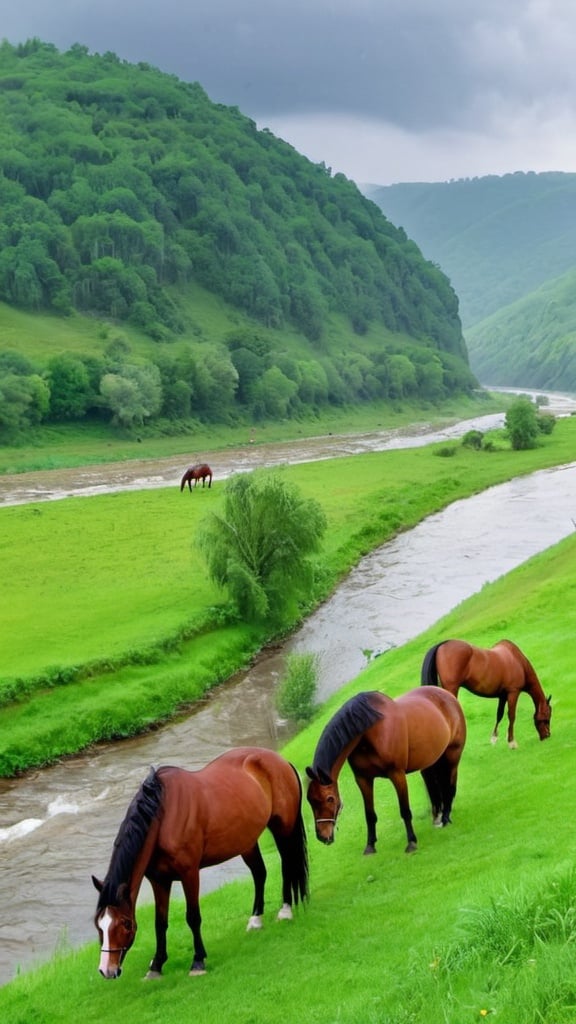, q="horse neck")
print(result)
[522,660,547,709]
[317,735,362,782]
